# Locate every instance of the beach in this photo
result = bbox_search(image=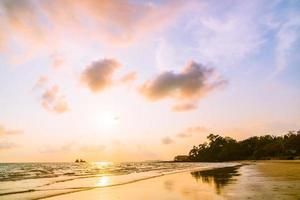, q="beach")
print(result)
[46,161,300,200]
[1,161,299,199]
[1,0,300,199]
[0,162,237,200]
